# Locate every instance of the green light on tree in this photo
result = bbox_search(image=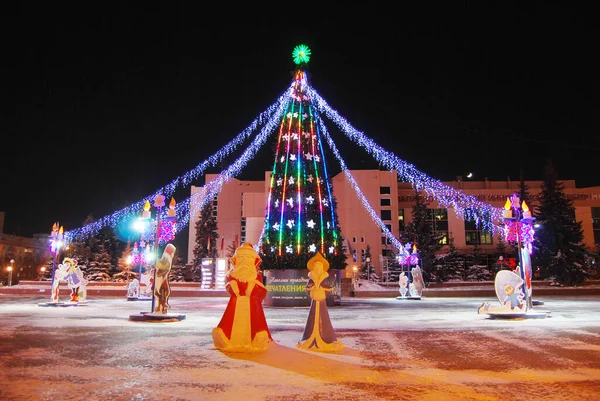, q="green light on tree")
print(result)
[292,44,311,65]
